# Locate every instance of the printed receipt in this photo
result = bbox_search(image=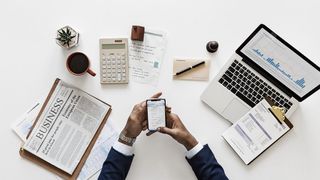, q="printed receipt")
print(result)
[129,29,166,86]
[222,99,290,164]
